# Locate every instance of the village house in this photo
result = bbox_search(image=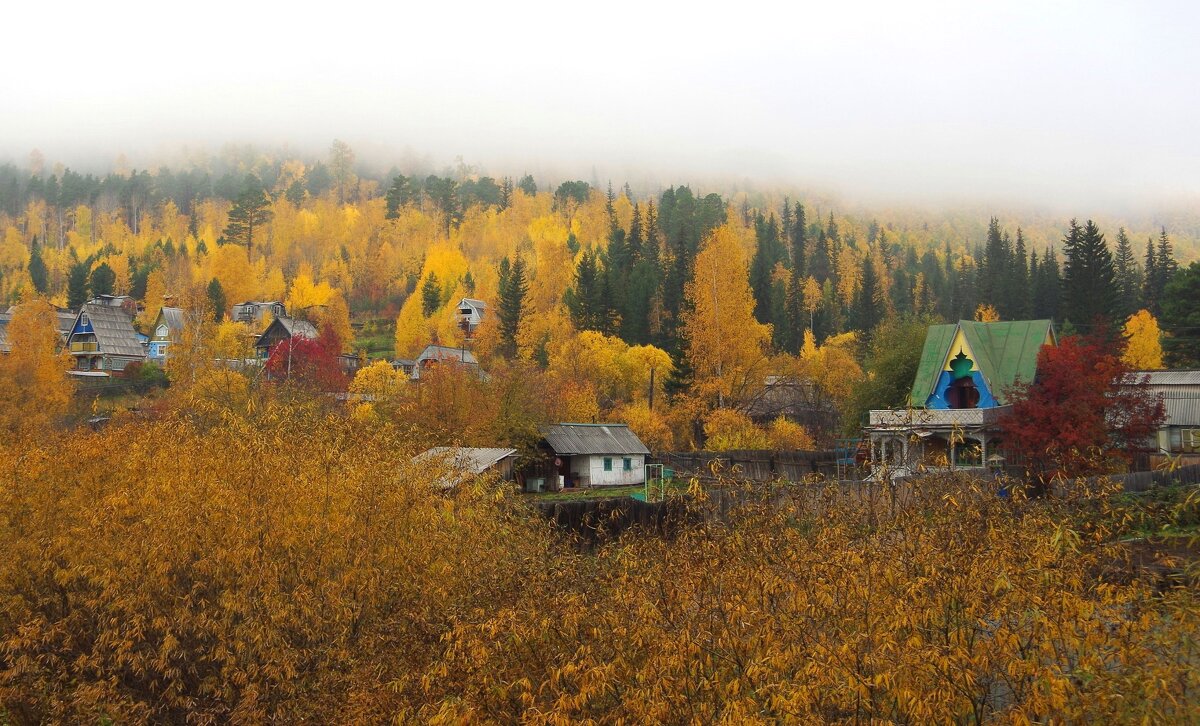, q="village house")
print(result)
[254,316,318,360]
[147,306,185,365]
[0,313,9,354]
[536,423,651,490]
[413,447,519,489]
[1126,369,1200,467]
[864,319,1056,478]
[231,300,287,329]
[65,298,147,376]
[411,344,480,380]
[0,307,77,354]
[455,297,487,336]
